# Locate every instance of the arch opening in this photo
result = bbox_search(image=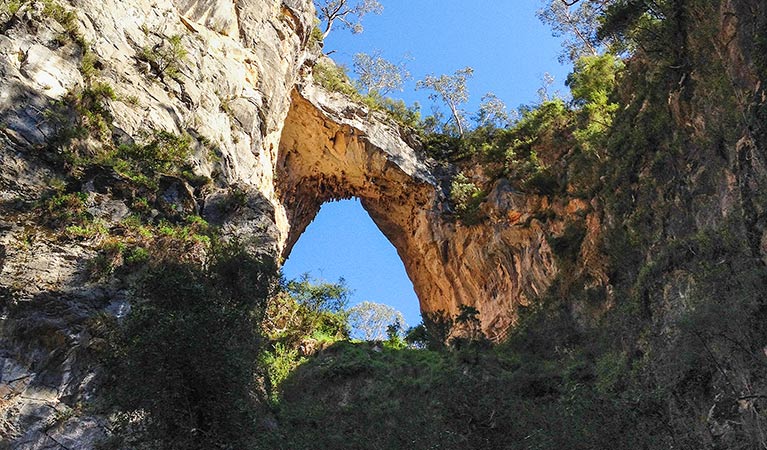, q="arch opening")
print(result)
[282,198,422,333]
[275,85,559,342]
